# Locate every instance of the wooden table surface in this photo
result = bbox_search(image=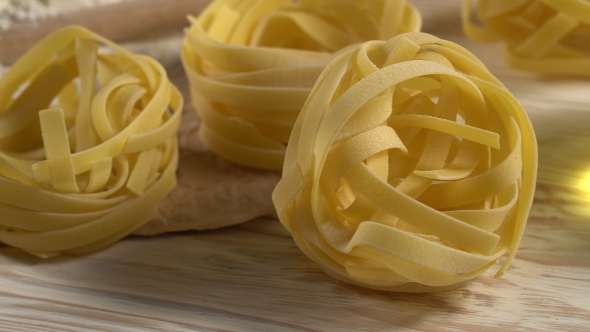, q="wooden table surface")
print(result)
[1,1,590,331]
